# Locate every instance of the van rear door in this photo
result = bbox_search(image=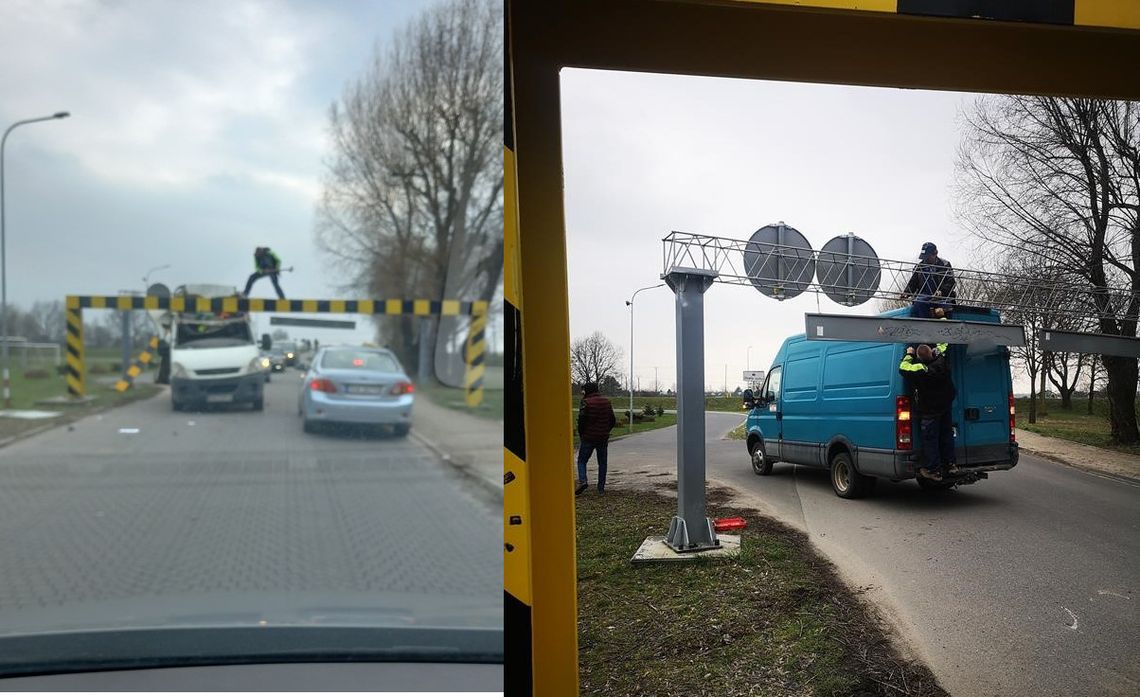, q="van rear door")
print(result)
[956,344,1013,465]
